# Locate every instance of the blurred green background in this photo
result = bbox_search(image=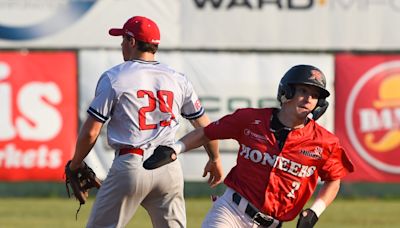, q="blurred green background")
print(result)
[1,182,400,227]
